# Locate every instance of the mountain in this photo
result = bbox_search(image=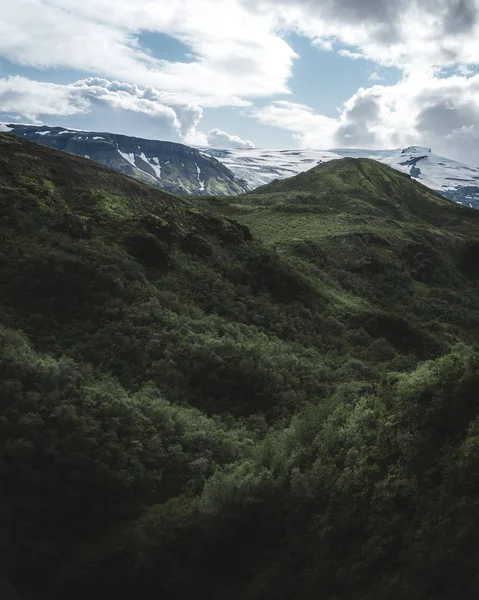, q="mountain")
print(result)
[202,145,479,208]
[2,133,479,600]
[6,123,479,208]
[202,155,479,252]
[1,123,246,196]
[333,146,479,207]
